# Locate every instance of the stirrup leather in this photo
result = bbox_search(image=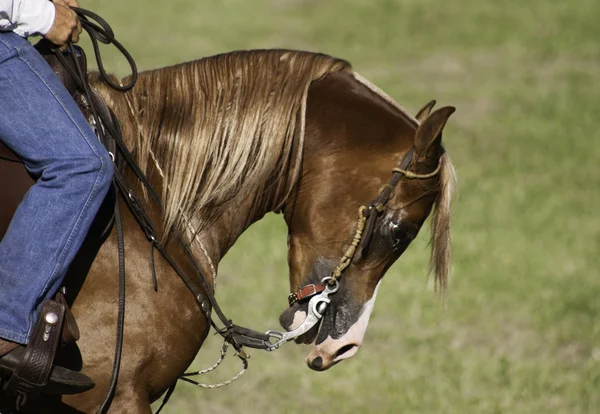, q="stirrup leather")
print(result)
[2,299,66,409]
